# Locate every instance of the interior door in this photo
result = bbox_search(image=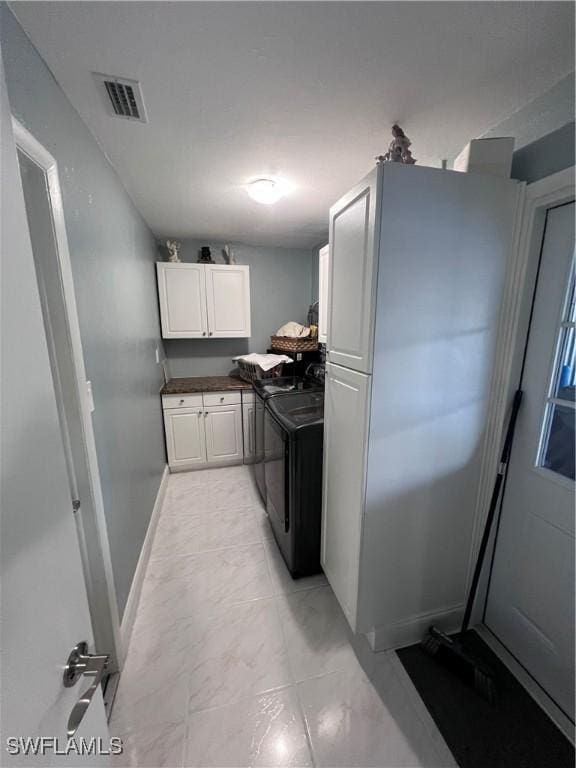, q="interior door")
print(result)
[157,262,208,338]
[204,404,243,464]
[485,201,575,721]
[205,264,251,338]
[1,56,110,762]
[327,166,381,373]
[321,362,371,631]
